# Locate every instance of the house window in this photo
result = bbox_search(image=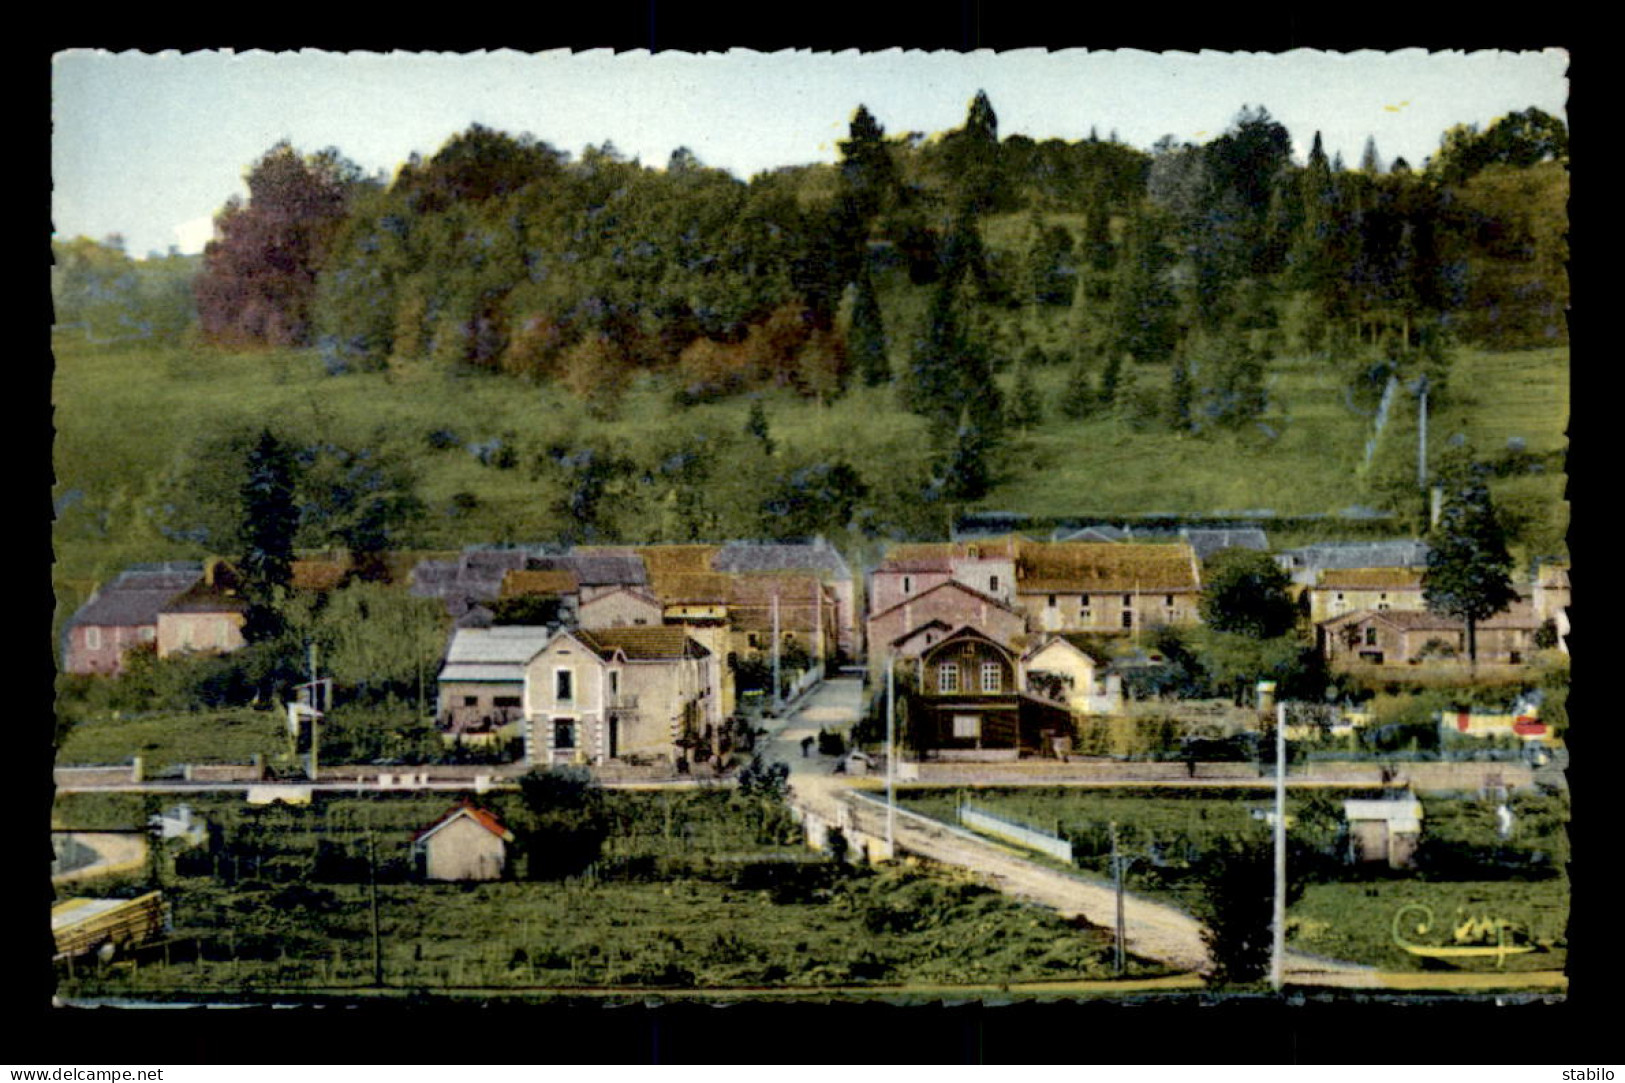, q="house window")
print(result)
[980,662,1001,693]
[903,576,913,594]
[953,714,981,739]
[553,720,575,750]
[1122,594,1132,607]
[989,575,999,592]
[555,668,574,703]
[634,618,647,626]
[938,662,960,694]
[1080,594,1090,607]
[609,671,620,696]
[461,696,479,708]
[1121,611,1133,629]
[1048,594,1057,608]
[1363,627,1378,647]
[748,633,760,649]
[85,627,101,651]
[1165,594,1174,608]
[1377,593,1390,611]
